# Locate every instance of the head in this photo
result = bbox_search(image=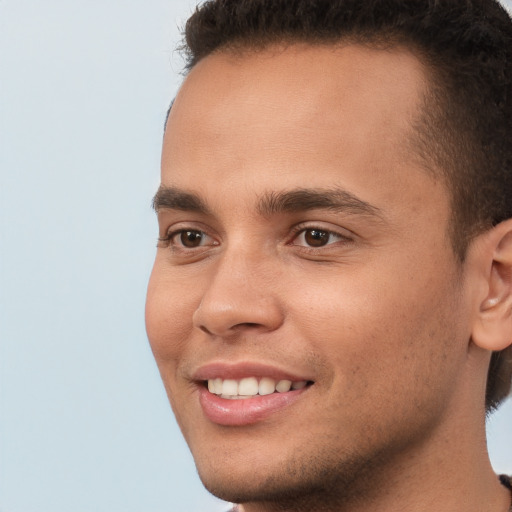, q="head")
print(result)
[146,0,512,508]
[179,0,512,412]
